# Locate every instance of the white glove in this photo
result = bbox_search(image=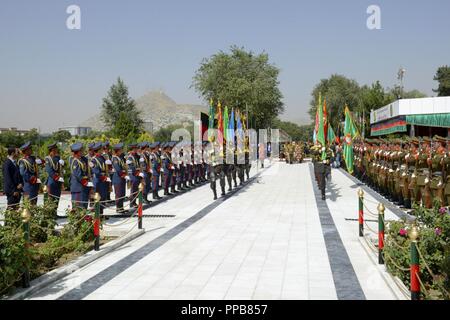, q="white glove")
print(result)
[105,160,112,165]
[106,177,111,182]
[59,159,65,166]
[126,160,132,165]
[58,177,64,182]
[87,182,94,187]
[89,162,94,168]
[36,178,42,184]
[139,172,145,178]
[139,158,145,163]
[36,159,42,165]
[321,147,326,152]
[125,175,130,181]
